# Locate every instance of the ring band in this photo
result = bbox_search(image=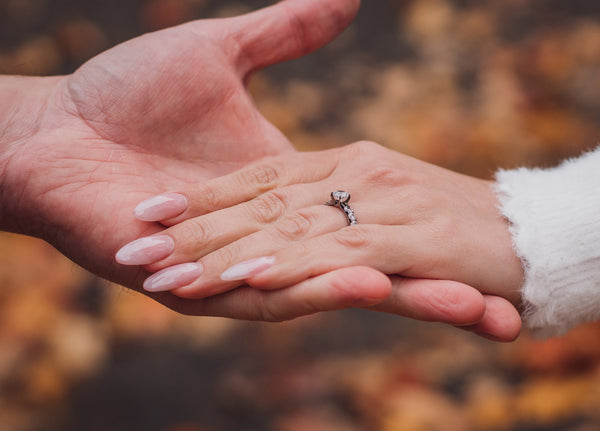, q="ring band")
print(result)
[325,190,358,225]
